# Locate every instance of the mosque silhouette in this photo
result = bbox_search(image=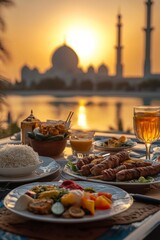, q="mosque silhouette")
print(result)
[20,0,160,89]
